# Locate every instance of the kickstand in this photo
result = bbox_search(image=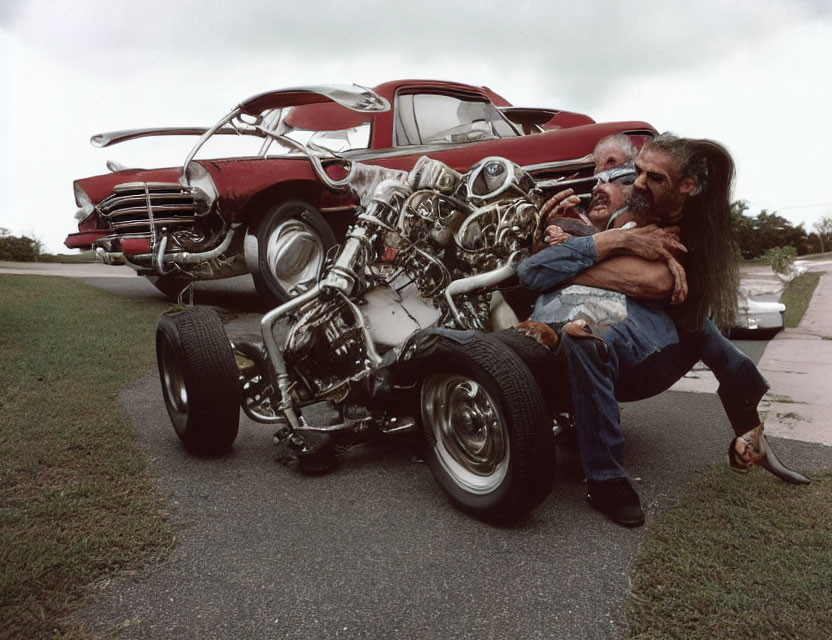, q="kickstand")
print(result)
[177,282,195,306]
